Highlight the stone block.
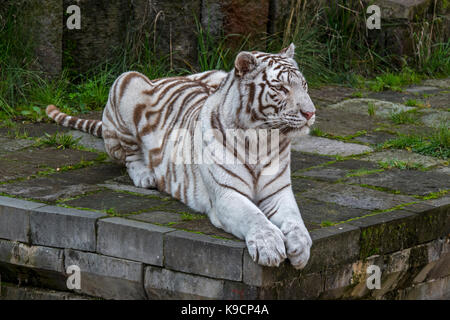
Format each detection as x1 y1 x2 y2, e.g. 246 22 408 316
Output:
164 230 245 281
144 266 224 299
349 206 450 259
0 196 45 242
30 205 106 251
301 183 417 211
0 239 64 272
64 249 146 300
347 168 450 197
0 282 90 300
97 217 174 265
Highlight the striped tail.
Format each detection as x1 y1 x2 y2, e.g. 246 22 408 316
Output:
46 105 103 137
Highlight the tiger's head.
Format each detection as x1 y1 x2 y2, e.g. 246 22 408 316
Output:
233 43 315 138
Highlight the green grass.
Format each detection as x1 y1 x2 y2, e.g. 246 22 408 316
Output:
310 127 327 137
378 159 425 170
405 99 429 108
364 68 422 92
36 132 81 150
381 125 450 159
367 102 376 117
389 109 420 125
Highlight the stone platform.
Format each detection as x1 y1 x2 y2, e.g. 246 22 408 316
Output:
0 79 449 299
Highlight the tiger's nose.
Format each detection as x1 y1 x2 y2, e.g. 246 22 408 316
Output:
300 111 315 120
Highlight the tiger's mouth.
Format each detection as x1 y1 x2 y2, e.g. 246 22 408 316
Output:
280 122 311 135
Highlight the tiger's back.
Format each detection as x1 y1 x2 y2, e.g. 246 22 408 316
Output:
102 70 224 213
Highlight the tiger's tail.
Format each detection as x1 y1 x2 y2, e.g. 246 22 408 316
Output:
46 105 103 138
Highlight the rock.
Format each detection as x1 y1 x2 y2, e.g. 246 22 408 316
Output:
328 98 414 118
291 136 373 157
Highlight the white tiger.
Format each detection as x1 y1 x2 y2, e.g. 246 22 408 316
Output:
46 43 316 269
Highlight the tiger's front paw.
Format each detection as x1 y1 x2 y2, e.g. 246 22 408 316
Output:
246 223 287 267
126 161 155 189
281 221 312 270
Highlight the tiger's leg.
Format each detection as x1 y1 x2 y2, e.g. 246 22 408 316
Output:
259 187 312 270
211 193 287 267
126 155 156 189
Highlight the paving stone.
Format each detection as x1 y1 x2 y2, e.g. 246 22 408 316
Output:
424 196 450 207
405 85 441 94
170 218 238 240
422 78 450 89
99 181 164 197
328 98 414 118
164 230 245 281
290 151 334 172
0 239 64 272
0 122 70 138
296 196 370 225
347 168 450 196
97 217 174 265
30 205 106 251
128 211 184 225
360 150 447 168
68 130 105 152
401 202 436 213
0 147 99 182
63 190 172 214
423 93 450 110
242 223 360 286
0 196 45 242
0 164 123 202
291 136 373 156
0 137 34 155
420 110 450 128
145 266 224 299
314 108 385 137
64 249 146 300
308 86 355 105
353 131 397 145
291 177 330 193
296 159 381 182
301 184 418 211
367 90 416 104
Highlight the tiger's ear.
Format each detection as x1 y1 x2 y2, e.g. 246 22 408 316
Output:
279 43 295 59
234 52 258 77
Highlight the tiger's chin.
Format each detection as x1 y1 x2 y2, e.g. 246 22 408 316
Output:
281 125 311 139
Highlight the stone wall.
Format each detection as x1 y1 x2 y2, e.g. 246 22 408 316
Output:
0 196 448 300
9 0 448 76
